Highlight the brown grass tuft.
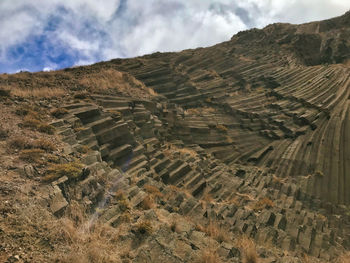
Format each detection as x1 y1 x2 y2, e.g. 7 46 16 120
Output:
314 170 324 177
237 236 258 263
216 124 228 132
253 197 274 211
185 108 201 115
198 249 221 263
144 184 163 198
19 149 45 163
204 221 229 243
33 138 56 152
8 137 34 150
140 195 155 210
135 220 153 235
41 162 83 183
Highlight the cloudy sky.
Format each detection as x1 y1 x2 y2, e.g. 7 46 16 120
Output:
0 0 349 73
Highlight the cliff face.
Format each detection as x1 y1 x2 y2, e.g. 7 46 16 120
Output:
106 11 350 206
1 11 350 263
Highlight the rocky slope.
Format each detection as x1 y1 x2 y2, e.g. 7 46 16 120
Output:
0 11 349 263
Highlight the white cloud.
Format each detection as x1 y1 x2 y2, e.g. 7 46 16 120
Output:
0 0 349 72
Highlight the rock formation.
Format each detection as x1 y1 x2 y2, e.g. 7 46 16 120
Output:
0 11 349 263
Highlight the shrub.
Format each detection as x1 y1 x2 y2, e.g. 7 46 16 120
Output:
42 162 83 183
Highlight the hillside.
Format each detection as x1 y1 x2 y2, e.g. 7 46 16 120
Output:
0 11 349 263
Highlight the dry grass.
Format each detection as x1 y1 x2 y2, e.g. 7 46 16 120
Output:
41 162 83 183
135 220 153 235
21 112 55 134
253 197 274 211
185 108 201 115
77 145 91 154
11 87 65 98
33 138 56 152
202 192 214 204
216 124 228 132
272 175 287 184
144 184 163 198
50 204 122 262
19 149 45 163
0 66 157 101
235 192 256 201
78 68 156 98
302 253 311 263
140 195 155 210
236 236 259 263
197 249 221 263
8 137 35 150
164 143 198 158
314 170 324 177
8 137 55 152
204 221 229 243
337 252 350 263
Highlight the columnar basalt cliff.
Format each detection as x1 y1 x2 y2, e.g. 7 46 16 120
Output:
0 11 349 263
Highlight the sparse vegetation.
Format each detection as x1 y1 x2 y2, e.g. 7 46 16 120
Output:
11 87 65 98
8 137 34 150
237 236 259 263
216 124 228 132
144 184 163 198
198 249 221 263
135 220 153 235
314 170 324 177
19 149 45 163
253 197 274 211
140 195 155 210
33 138 55 152
204 221 229 243
42 162 83 183
38 123 55 134
185 108 201 115
77 145 91 154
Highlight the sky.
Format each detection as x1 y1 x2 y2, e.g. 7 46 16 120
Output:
0 0 349 73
